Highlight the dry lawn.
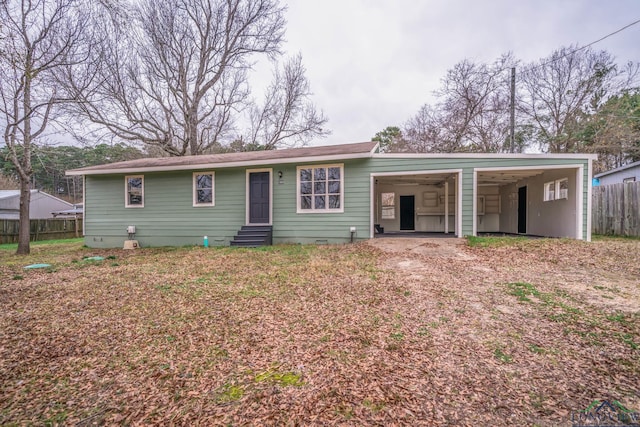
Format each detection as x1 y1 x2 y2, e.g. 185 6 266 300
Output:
0 237 639 426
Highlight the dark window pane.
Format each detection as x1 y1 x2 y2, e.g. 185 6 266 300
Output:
314 195 325 209
128 177 142 190
329 195 340 209
301 196 312 209
196 174 212 189
300 168 312 181
314 181 326 194
300 182 312 194
328 180 340 194
328 167 340 180
197 189 212 204
129 194 142 205
314 167 326 180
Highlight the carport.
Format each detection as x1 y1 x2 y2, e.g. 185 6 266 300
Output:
371 170 462 237
474 165 586 239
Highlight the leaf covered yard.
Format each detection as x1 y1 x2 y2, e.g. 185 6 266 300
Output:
0 238 639 425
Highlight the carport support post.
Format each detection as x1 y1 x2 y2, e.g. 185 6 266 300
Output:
444 181 449 234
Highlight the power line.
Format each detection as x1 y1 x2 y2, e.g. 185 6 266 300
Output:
526 17 640 72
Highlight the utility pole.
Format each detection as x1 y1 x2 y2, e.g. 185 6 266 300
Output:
510 67 516 153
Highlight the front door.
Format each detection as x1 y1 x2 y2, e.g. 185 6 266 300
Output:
400 195 415 230
518 186 527 234
249 171 270 224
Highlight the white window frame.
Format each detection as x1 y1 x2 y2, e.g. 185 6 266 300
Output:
623 177 636 183
381 192 395 219
543 181 555 202
296 163 344 213
193 171 215 207
555 178 569 200
125 175 144 208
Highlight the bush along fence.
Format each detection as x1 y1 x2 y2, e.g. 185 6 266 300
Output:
0 218 83 244
592 181 640 237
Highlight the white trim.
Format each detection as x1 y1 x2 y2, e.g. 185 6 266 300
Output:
374 153 598 160
245 168 272 225
192 171 215 207
444 181 449 234
370 169 463 237
82 175 86 236
296 164 345 214
125 175 144 208
474 164 584 173
370 176 375 238
457 173 462 237
67 152 374 176
472 170 477 236
577 166 584 240
586 159 593 242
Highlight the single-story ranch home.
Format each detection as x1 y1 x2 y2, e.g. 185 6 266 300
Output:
67 141 596 248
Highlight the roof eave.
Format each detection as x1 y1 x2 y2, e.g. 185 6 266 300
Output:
66 150 376 176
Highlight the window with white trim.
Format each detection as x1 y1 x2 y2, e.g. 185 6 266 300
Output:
623 177 636 183
125 175 144 207
381 192 395 219
543 181 555 201
193 172 215 206
556 178 568 199
297 164 343 213
544 178 569 201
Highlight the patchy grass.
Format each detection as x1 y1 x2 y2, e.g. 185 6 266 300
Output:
1 238 639 425
466 235 530 247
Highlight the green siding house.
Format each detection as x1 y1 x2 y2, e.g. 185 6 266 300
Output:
67 141 596 248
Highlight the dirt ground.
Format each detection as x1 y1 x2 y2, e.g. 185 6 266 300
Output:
368 237 640 313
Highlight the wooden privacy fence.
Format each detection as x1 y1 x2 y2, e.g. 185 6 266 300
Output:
592 181 640 237
0 218 83 244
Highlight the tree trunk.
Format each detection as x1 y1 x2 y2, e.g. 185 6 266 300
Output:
17 180 31 254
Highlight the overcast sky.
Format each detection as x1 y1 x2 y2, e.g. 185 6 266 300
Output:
265 0 640 146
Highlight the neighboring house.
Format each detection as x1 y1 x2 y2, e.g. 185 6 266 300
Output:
0 190 74 220
593 160 640 186
66 141 596 248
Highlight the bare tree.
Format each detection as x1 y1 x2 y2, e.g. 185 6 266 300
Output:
0 0 88 254
404 55 515 153
518 46 630 153
62 0 325 156
244 54 329 150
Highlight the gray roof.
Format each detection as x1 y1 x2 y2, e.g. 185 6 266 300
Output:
0 189 44 200
594 160 640 178
67 141 380 175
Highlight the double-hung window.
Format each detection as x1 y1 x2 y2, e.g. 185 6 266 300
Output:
125 175 144 207
193 172 215 206
297 164 344 213
381 192 395 219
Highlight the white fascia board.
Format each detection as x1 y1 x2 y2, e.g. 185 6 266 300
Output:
67 151 374 176
373 153 598 160
474 164 584 172
371 168 463 177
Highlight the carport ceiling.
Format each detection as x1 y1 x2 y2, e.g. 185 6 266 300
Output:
477 169 545 185
375 173 454 186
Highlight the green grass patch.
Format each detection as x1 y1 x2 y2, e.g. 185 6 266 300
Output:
0 238 84 251
216 383 244 402
466 235 529 247
255 369 303 387
494 347 513 363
